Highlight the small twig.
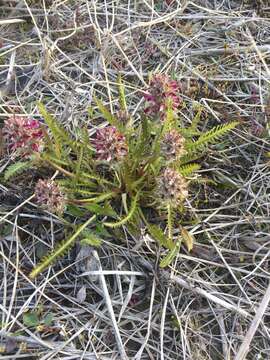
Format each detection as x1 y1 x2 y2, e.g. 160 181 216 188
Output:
0 19 25 25
182 44 270 57
234 280 270 360
168 272 250 318
160 286 170 360
0 194 35 224
0 330 111 360
93 250 128 360
0 50 16 98
79 270 146 277
134 278 156 360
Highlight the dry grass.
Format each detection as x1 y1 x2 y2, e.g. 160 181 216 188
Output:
1 0 270 359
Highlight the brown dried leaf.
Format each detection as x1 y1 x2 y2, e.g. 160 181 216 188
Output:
180 226 194 252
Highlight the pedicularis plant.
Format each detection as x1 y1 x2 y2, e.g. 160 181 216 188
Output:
2 74 238 277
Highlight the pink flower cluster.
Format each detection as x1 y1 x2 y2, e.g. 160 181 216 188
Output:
144 74 182 119
161 129 186 161
158 167 188 207
2 115 44 157
35 179 66 215
91 126 128 162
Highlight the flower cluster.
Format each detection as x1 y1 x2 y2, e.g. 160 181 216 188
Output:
144 74 182 119
161 129 186 161
2 115 44 157
158 168 188 207
35 179 66 215
91 126 128 162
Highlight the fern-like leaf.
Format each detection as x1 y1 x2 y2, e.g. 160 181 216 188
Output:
104 193 139 228
162 101 175 134
186 121 238 153
167 204 175 241
148 224 174 250
38 102 73 157
78 192 116 204
190 105 203 132
80 230 102 247
30 215 96 278
131 117 152 159
178 163 200 177
117 75 127 111
4 161 32 180
94 97 123 131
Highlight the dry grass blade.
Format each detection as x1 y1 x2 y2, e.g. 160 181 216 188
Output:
169 272 250 318
0 19 25 25
92 250 128 360
234 280 270 360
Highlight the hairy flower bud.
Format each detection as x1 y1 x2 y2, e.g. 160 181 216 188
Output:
2 115 43 157
91 126 128 162
161 129 186 161
158 168 188 206
144 74 182 119
35 179 66 215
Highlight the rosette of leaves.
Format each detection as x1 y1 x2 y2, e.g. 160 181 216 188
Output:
4 78 237 277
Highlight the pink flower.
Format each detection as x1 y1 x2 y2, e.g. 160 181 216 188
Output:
91 126 128 162
144 74 182 119
161 129 186 161
35 179 66 215
2 115 44 157
158 168 188 207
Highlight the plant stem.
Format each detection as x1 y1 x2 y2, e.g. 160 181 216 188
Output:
167 204 173 241
46 160 75 178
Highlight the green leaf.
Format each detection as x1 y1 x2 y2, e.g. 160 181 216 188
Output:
43 313 54 326
0 224 13 236
121 193 128 214
37 102 73 157
179 128 201 138
84 203 116 217
42 153 70 166
75 146 84 181
190 105 203 132
177 152 202 165
160 241 181 268
117 75 127 111
81 172 114 186
148 224 174 250
94 97 123 131
79 192 116 204
80 232 102 247
95 223 111 238
178 163 200 177
36 243 49 260
30 215 97 278
162 101 176 134
4 161 32 180
23 312 39 328
104 193 139 228
186 121 238 153
88 106 94 118
66 205 86 217
132 117 154 159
